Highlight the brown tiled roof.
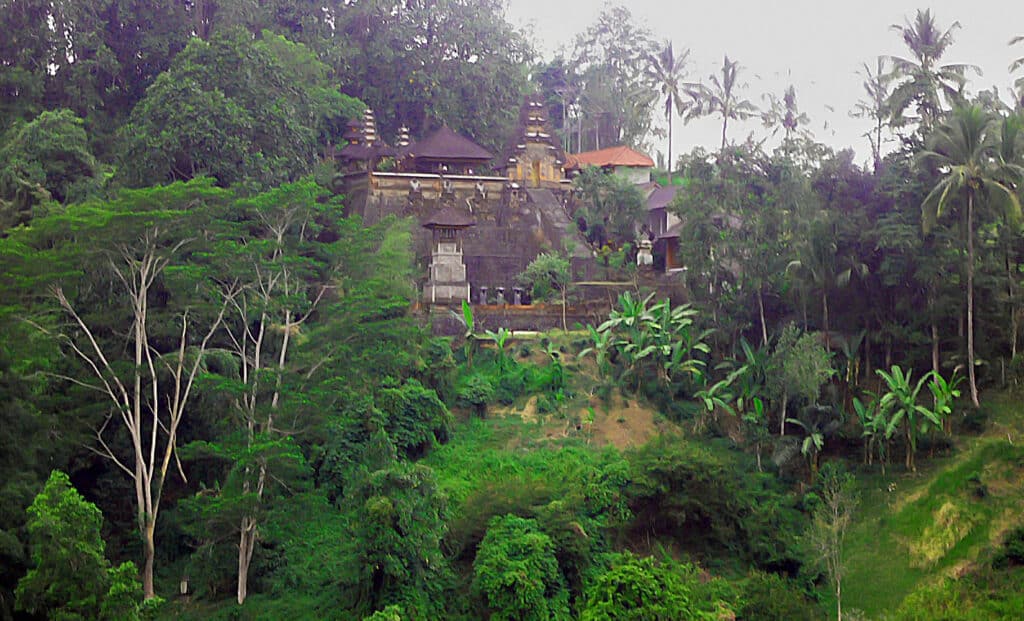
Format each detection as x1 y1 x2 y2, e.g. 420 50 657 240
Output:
408 125 493 162
421 207 477 228
565 145 654 169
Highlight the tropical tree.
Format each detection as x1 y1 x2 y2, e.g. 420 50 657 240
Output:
807 464 858 621
876 366 960 471
15 471 142 620
1011 35 1024 102
851 57 895 172
762 84 811 153
472 515 569 620
687 55 758 151
768 325 834 436
17 180 235 599
919 105 1023 407
572 166 645 249
571 4 658 150
887 9 979 133
517 251 572 329
786 219 868 351
582 292 710 395
646 41 696 182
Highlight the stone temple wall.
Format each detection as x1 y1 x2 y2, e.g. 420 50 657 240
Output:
344 171 594 300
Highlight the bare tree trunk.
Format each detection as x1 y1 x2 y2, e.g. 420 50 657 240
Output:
836 577 843 621
779 391 788 436
822 290 831 352
51 240 230 600
142 519 156 600
758 287 768 347
561 288 567 331
237 515 258 604
967 194 980 407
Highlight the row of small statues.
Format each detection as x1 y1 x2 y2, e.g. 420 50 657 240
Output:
473 286 531 306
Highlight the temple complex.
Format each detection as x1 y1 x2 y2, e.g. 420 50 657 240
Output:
333 96 684 329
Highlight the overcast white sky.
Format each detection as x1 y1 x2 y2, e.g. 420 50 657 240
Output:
504 0 1024 166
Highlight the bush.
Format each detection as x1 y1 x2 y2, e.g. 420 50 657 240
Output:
624 437 805 572
581 553 735 621
473 515 570 620
994 527 1024 569
457 374 495 416
737 571 820 620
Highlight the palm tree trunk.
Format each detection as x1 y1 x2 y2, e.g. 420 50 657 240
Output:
667 110 673 184
721 115 728 151
967 193 980 407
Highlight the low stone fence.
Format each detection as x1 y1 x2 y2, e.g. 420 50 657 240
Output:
427 301 611 336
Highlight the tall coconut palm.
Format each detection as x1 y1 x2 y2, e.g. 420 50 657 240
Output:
1010 35 1024 103
919 105 1023 407
887 9 980 133
687 54 758 151
646 40 697 182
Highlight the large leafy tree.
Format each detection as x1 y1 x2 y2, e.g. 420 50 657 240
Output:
571 4 658 151
919 105 1023 407
117 30 361 188
573 166 645 249
0 0 192 152
15 471 142 620
688 55 759 152
333 0 531 153
0 109 99 231
5 179 236 599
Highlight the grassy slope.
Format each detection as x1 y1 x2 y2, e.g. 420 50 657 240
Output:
843 390 1024 618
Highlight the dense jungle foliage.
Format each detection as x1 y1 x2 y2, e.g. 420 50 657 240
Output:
3 2 1024 620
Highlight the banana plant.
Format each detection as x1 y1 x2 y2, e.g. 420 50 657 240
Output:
483 327 512 370
853 394 888 473
876 366 957 472
461 299 477 369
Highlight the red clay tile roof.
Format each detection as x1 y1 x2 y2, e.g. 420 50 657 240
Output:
408 125 493 162
565 145 654 169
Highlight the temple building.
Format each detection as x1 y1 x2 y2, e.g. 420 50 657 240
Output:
334 96 593 310
333 97 686 324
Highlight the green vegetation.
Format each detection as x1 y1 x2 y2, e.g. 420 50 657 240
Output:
3 2 1024 620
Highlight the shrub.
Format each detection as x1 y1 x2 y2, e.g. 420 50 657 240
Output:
737 571 820 620
457 374 495 417
994 527 1024 569
473 515 570 620
581 553 735 621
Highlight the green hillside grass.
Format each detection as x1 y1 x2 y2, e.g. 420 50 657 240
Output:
843 391 1024 618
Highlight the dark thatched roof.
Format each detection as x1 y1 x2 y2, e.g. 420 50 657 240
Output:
408 125 493 162
647 185 680 211
421 207 477 228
